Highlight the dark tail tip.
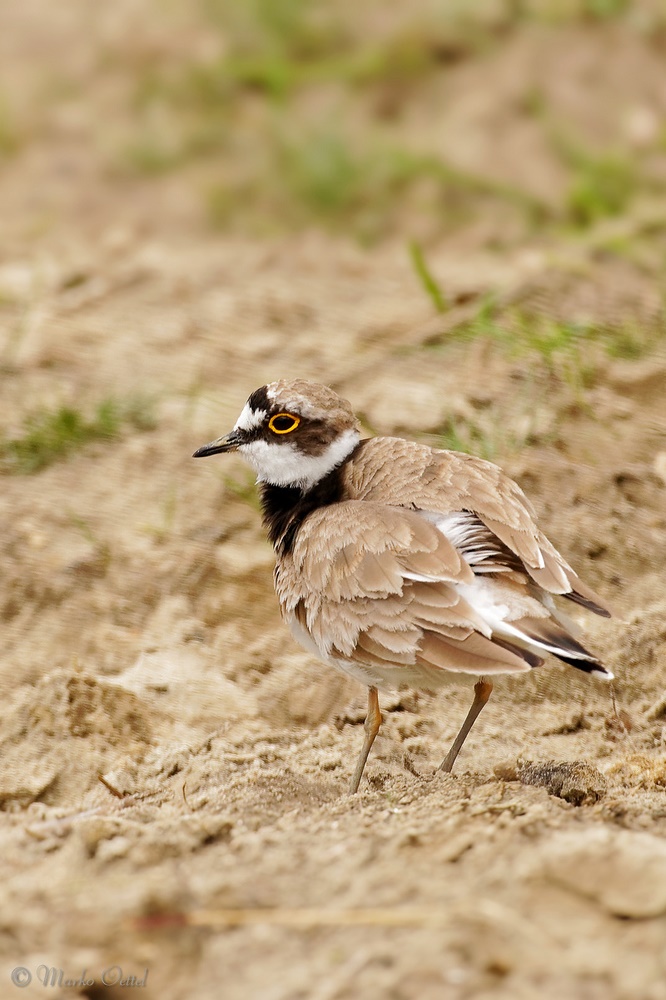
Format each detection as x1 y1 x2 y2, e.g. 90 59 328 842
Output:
565 590 612 618
554 651 613 679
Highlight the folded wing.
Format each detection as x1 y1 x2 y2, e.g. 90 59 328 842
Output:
345 438 611 618
276 500 540 683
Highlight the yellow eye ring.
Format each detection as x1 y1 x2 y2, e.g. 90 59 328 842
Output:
268 412 300 434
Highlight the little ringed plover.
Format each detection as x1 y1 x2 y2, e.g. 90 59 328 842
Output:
194 379 612 794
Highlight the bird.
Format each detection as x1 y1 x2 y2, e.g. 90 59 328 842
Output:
193 379 612 794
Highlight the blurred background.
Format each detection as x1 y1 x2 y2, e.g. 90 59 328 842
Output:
2 2 666 999
2 0 666 438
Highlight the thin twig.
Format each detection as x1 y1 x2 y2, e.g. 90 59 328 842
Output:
134 907 448 931
98 774 125 799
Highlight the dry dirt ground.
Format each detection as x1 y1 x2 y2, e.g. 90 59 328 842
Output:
1 3 666 999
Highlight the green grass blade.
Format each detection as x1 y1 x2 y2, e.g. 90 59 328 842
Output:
409 241 447 313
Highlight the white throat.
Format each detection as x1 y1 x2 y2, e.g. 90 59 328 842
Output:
239 428 360 490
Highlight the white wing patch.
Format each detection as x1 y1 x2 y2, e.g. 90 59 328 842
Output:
454 576 523 639
456 574 610 674
420 510 521 573
419 509 566 651
401 571 450 583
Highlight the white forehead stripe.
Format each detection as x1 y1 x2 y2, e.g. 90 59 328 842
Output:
234 402 266 432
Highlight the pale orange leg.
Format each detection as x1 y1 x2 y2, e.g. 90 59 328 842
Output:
438 679 493 774
349 686 382 794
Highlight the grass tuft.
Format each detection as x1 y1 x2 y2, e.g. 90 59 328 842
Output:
567 154 636 227
582 0 628 18
431 415 497 460
204 128 548 241
0 397 157 474
429 299 660 394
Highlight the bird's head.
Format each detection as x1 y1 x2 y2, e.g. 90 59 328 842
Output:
193 379 361 491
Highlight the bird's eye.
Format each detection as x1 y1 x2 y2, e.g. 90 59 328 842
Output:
268 412 300 434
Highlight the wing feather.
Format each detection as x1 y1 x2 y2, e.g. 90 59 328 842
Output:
416 631 533 675
343 438 611 617
278 500 539 682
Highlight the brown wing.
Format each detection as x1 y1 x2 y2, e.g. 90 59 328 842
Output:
343 438 610 617
276 500 537 680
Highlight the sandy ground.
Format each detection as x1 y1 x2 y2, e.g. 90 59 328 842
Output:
1 3 666 999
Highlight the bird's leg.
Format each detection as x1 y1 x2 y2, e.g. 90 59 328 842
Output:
349 686 382 794
438 678 493 774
